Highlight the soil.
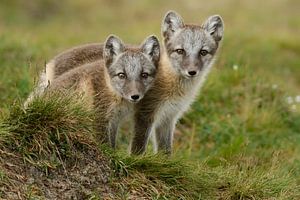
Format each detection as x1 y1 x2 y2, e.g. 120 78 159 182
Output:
0 148 115 200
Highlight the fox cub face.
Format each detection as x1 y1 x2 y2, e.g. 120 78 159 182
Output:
162 11 224 78
104 35 160 102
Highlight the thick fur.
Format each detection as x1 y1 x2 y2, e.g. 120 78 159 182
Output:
49 60 129 145
46 43 104 82
25 35 160 104
47 35 160 147
131 11 224 154
24 43 104 108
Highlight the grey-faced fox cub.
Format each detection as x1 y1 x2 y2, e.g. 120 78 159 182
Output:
131 11 224 154
36 35 160 147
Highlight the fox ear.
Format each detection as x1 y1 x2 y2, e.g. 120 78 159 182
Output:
202 15 224 42
104 35 125 67
162 11 184 40
141 35 160 66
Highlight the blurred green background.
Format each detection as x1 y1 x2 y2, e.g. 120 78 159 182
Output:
0 0 299 106
0 0 300 198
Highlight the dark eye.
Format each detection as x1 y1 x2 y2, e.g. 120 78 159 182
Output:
141 72 149 79
199 50 208 56
117 73 126 79
175 49 185 55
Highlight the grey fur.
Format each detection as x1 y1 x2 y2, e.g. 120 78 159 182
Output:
163 11 223 78
105 35 160 102
25 35 160 106
202 15 224 42
162 11 184 41
47 35 160 147
131 11 224 155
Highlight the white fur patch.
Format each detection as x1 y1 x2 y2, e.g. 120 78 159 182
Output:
24 72 49 108
46 60 55 84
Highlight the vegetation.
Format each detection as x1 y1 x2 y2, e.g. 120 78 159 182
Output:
0 0 299 199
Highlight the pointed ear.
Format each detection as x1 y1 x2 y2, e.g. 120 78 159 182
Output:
202 15 224 42
162 11 184 41
141 35 160 66
104 35 125 67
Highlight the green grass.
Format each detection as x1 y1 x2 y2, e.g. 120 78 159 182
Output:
0 0 300 199
105 149 299 199
0 93 96 169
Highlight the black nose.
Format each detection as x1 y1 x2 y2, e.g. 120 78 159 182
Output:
131 95 140 100
188 71 197 76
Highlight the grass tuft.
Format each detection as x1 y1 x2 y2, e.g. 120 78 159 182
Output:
106 151 213 199
0 93 96 169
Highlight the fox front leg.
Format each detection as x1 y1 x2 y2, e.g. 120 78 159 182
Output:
131 113 154 155
154 117 176 155
109 120 120 149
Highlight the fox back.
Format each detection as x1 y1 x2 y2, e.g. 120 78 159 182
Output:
46 43 104 83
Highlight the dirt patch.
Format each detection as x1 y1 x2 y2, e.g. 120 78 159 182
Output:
0 148 114 199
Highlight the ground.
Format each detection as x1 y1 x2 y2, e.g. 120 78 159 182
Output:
0 0 300 199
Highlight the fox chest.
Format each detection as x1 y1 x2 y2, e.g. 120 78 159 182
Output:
154 96 193 125
153 83 201 125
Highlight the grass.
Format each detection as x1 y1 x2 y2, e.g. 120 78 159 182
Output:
0 0 300 199
106 149 299 199
0 94 111 199
1 93 96 166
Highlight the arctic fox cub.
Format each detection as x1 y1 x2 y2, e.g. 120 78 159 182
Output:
131 11 224 154
38 35 160 147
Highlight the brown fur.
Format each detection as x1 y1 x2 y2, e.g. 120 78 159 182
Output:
47 35 161 147
49 60 129 143
131 11 224 155
131 53 196 154
48 43 104 81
